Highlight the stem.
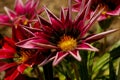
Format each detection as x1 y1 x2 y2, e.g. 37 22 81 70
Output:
66 75 71 80
72 63 79 80
43 62 53 80
109 54 117 80
35 66 44 80
79 51 89 80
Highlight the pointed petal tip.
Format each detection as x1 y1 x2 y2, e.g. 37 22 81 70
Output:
52 52 69 66
69 50 82 61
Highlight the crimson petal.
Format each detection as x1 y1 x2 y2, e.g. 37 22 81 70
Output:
81 7 104 37
77 43 99 51
17 64 27 73
16 37 50 49
0 14 10 26
53 52 69 66
0 63 17 72
68 50 81 61
45 8 63 30
4 7 17 21
9 69 20 80
60 8 65 23
85 29 119 43
14 0 24 15
0 49 15 59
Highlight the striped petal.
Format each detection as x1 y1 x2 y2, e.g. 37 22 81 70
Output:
4 7 17 21
16 37 54 49
17 64 27 73
53 52 69 66
45 8 63 30
68 50 81 61
85 29 119 43
77 43 99 51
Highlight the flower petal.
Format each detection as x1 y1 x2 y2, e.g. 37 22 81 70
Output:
17 64 27 73
81 7 104 37
60 8 65 23
8 69 20 80
4 7 17 21
0 49 15 59
68 50 81 61
77 43 99 51
45 7 63 30
0 14 10 26
53 52 69 66
0 63 17 72
14 0 24 14
85 29 120 43
16 37 50 49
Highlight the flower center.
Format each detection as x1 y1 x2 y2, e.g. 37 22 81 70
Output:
58 35 77 51
14 49 31 64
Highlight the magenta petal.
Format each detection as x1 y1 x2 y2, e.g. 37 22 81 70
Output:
0 14 9 23
0 63 17 72
16 37 50 49
4 7 17 21
38 16 52 27
0 49 15 59
81 7 104 37
53 52 69 66
14 0 24 14
17 64 27 73
77 43 99 51
107 6 120 15
72 3 81 12
68 50 81 61
85 29 119 43
25 0 39 16
75 0 81 2
45 8 63 30
60 8 65 23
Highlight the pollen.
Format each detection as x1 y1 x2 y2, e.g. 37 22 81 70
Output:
14 50 31 64
23 19 28 25
58 35 77 51
102 11 107 15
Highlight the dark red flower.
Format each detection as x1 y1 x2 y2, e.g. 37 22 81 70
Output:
16 0 119 66
0 36 45 80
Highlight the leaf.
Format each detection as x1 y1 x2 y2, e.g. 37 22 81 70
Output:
92 53 110 73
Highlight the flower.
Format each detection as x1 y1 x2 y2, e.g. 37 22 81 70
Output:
0 0 43 26
72 0 120 20
16 0 119 66
0 36 45 80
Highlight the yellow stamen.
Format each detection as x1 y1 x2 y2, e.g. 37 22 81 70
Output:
15 50 31 64
23 19 28 25
58 35 77 51
102 11 107 15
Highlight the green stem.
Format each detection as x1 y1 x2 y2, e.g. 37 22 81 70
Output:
43 62 53 80
79 51 89 80
72 63 79 80
35 66 44 80
109 54 117 80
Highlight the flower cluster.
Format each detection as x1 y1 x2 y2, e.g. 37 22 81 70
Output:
0 0 119 80
72 0 120 20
